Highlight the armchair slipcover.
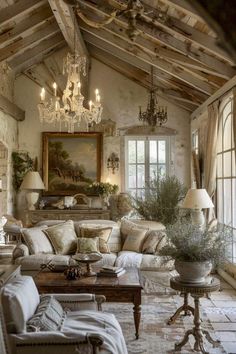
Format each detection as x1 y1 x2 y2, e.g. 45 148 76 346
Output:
0 276 128 354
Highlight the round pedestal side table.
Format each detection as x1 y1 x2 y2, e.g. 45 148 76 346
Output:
170 276 221 354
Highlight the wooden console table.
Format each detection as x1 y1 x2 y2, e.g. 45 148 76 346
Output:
25 209 110 226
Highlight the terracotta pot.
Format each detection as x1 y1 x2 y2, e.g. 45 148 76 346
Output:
175 260 212 284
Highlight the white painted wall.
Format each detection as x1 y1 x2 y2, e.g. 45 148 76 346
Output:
0 62 18 214
14 57 191 207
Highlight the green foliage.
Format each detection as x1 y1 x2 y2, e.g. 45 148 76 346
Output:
12 152 34 191
132 175 187 225
159 220 232 265
87 182 119 196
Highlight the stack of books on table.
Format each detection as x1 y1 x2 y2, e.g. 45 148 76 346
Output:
97 266 126 277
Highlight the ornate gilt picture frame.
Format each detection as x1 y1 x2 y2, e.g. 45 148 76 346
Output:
42 132 102 195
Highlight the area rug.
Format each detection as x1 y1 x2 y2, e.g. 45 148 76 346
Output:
104 281 229 354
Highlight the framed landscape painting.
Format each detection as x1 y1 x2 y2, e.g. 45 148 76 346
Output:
42 132 102 195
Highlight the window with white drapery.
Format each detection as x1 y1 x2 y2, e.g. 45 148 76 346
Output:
125 136 170 198
216 93 236 264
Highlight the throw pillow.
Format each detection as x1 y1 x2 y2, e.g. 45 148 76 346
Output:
21 226 54 255
44 220 77 255
142 230 166 254
77 237 99 253
120 219 148 243
27 295 65 332
80 227 112 253
122 228 148 252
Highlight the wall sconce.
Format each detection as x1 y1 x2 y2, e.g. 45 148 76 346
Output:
107 153 119 174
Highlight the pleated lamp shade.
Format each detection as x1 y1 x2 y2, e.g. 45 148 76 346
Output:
182 189 214 209
20 171 45 190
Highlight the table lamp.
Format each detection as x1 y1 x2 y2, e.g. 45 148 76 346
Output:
182 188 214 227
20 171 45 210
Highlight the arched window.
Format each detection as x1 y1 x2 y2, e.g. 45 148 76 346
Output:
216 93 236 263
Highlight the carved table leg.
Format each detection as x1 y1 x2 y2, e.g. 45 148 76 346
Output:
168 292 194 325
133 292 141 339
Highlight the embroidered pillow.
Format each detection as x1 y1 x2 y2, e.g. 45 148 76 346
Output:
44 220 77 255
80 227 112 253
142 230 166 254
21 226 53 255
120 219 148 243
122 228 148 252
77 237 99 253
27 295 65 332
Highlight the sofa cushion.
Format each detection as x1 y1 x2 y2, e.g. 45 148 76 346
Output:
44 220 77 255
142 230 166 254
75 220 121 253
122 228 148 252
27 295 64 332
80 227 112 253
14 254 74 271
120 219 148 244
21 226 54 255
1 276 40 333
76 237 100 254
115 251 143 269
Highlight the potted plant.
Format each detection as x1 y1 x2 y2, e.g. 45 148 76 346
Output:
86 182 119 209
159 220 231 284
132 175 187 225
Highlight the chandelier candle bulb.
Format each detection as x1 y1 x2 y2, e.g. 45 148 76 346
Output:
53 82 57 96
40 88 45 101
78 82 81 93
89 100 93 111
96 94 101 103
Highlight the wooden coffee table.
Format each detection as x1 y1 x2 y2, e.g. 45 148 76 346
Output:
34 268 142 339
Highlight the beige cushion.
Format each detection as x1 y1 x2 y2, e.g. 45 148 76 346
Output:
80 227 112 253
142 230 166 254
122 228 148 252
21 226 54 255
120 219 148 243
44 220 77 255
77 237 99 253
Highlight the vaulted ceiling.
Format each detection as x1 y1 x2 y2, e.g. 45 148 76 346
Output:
0 0 235 113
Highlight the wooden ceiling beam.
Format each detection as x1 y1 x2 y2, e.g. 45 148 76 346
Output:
0 5 54 49
79 22 215 96
160 0 204 21
78 0 235 79
84 33 206 105
89 44 199 109
0 93 25 121
0 0 46 28
0 21 59 63
9 33 65 74
48 0 88 57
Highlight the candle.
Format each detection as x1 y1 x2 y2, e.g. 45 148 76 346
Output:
96 94 100 103
53 82 57 96
89 100 93 111
78 82 81 93
95 89 99 96
40 88 45 101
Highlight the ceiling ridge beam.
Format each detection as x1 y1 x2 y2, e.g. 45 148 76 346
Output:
0 21 59 63
0 0 46 28
0 5 54 49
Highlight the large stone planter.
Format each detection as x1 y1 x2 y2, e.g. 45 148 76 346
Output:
175 260 212 284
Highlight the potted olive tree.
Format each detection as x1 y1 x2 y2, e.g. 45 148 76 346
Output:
159 220 231 284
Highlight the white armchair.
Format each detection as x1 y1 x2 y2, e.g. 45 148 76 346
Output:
1 276 128 354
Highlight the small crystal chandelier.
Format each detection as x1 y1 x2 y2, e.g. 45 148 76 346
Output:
37 9 102 133
139 66 167 127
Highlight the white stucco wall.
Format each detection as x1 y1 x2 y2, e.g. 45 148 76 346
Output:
0 62 18 214
14 57 191 200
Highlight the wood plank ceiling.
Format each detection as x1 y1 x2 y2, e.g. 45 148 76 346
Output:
0 0 235 112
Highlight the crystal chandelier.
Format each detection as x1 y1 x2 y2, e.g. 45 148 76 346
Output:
139 67 167 127
37 10 102 133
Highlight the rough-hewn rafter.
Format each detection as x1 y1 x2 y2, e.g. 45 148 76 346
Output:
0 93 25 121
0 5 54 48
78 0 235 80
0 21 59 63
79 21 216 95
0 0 46 28
83 31 206 105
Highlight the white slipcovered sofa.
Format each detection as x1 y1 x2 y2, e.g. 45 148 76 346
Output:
12 219 173 273
1 275 128 354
